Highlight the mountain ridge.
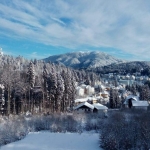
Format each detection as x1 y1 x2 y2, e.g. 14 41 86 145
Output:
43 51 125 69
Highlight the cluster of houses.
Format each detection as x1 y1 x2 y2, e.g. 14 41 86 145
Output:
74 83 109 114
103 73 150 86
74 81 149 114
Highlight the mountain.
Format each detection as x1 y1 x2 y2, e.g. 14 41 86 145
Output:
43 51 124 69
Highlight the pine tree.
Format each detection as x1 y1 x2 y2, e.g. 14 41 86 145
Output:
56 73 64 112
109 88 120 108
109 88 115 108
140 84 150 101
27 61 35 88
70 71 76 111
131 85 137 95
43 64 48 112
61 69 72 112
0 84 5 115
47 67 57 112
27 61 35 112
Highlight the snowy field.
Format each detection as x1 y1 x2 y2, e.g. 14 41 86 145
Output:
1 132 101 150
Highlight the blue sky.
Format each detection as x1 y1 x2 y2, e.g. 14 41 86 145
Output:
0 0 150 60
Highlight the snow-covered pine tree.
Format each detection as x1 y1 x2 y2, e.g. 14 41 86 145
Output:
47 67 57 112
61 69 69 112
109 88 115 108
140 84 150 101
43 64 49 112
114 89 121 108
65 69 75 111
27 61 35 88
70 70 76 111
0 84 5 115
131 85 137 95
27 61 35 113
56 73 64 112
85 74 91 85
109 88 120 108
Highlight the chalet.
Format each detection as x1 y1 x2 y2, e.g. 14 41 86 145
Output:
73 102 108 113
73 102 94 112
93 103 108 113
123 95 139 108
131 101 149 110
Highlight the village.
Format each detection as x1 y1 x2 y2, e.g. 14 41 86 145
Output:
74 73 150 114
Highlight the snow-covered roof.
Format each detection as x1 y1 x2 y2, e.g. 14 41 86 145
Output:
93 103 108 110
76 86 84 90
126 95 139 101
73 102 94 110
80 84 87 88
75 98 88 103
75 97 97 103
132 101 149 107
124 95 139 105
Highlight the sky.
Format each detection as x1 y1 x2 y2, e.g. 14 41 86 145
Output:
0 0 150 61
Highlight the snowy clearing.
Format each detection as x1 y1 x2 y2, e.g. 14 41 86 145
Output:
1 132 101 150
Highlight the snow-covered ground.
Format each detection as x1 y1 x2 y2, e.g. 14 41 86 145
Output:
1 132 101 150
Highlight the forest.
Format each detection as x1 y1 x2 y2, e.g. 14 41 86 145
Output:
0 55 99 116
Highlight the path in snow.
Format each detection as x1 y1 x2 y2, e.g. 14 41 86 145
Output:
1 132 101 150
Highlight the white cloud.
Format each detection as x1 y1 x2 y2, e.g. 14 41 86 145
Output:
0 0 150 60
26 52 51 59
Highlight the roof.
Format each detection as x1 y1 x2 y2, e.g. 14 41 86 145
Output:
124 95 139 104
132 101 149 107
73 102 94 110
93 103 108 110
80 84 87 88
75 97 97 103
75 98 89 103
126 95 139 101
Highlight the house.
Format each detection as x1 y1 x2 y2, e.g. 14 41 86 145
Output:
131 101 149 110
73 102 108 113
76 87 85 97
85 85 95 95
123 95 139 108
73 102 94 112
74 96 98 105
93 103 108 113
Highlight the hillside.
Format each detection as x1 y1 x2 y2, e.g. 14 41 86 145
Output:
43 51 124 69
93 61 150 75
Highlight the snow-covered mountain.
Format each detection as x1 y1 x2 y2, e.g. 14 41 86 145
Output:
43 51 124 69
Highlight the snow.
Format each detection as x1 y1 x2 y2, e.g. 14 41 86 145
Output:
93 103 108 110
75 97 97 103
1 132 101 150
124 95 139 104
132 101 149 107
75 97 89 103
